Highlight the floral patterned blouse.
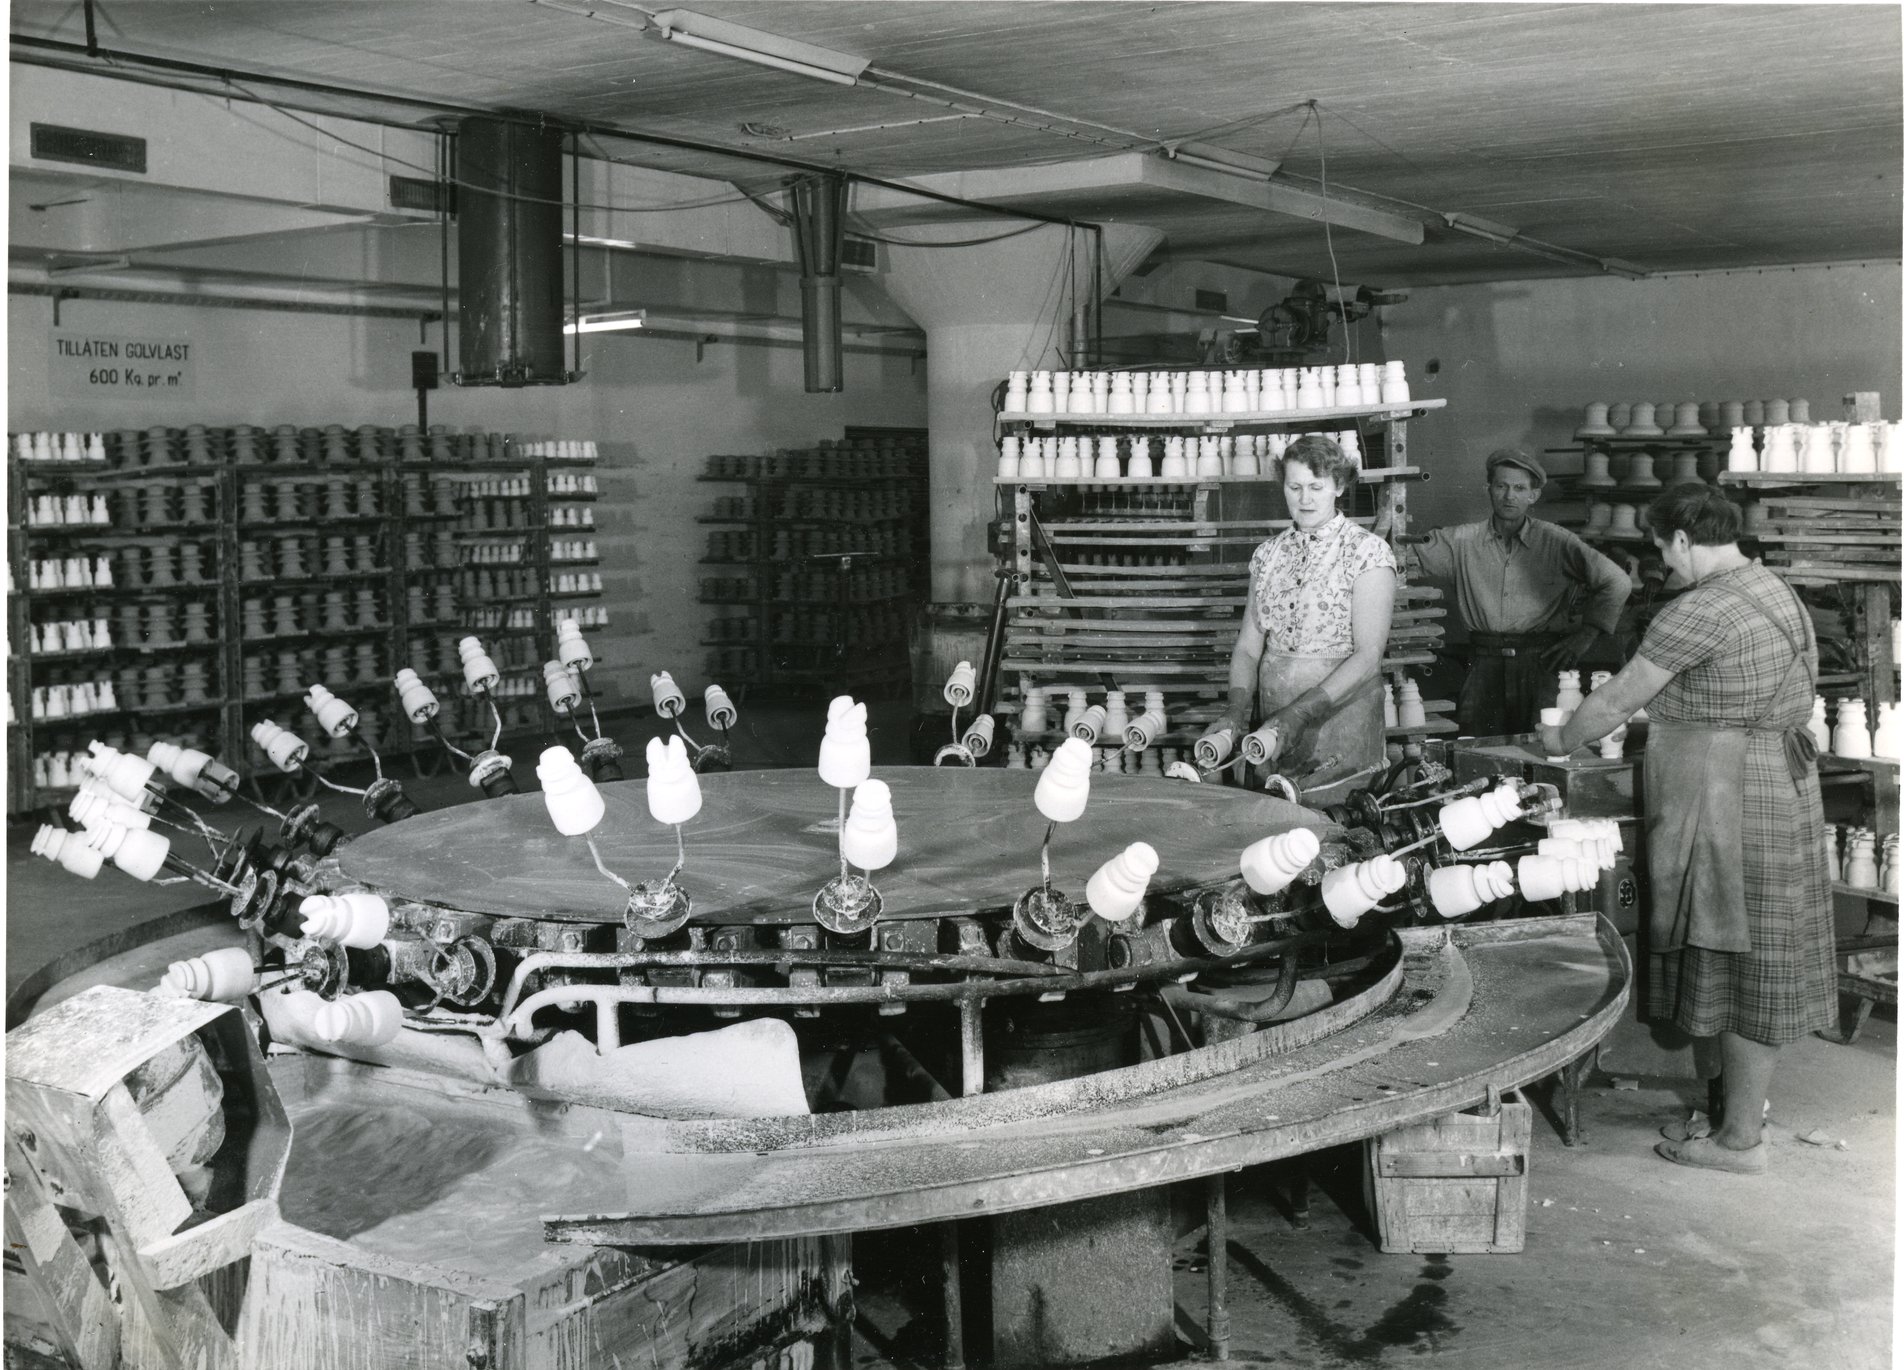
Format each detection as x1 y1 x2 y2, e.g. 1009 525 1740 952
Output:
1248 514 1397 657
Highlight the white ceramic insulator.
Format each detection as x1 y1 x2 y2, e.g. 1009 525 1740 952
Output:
1239 827 1321 896
311 990 405 1048
159 947 258 1002
818 697 871 789
87 741 157 801
1194 726 1234 768
646 735 703 826
1071 704 1107 744
395 668 439 723
538 745 605 836
962 713 996 758
943 660 976 709
544 661 581 713
251 720 309 772
1086 841 1158 922
147 741 203 789
1321 855 1406 928
85 822 170 881
299 891 392 949
705 684 737 730
1516 854 1569 903
1241 722 1281 766
1034 737 1093 823
305 684 359 738
459 636 501 692
557 619 594 671
31 824 104 878
841 779 899 872
1123 709 1165 751
651 671 686 718
70 788 151 832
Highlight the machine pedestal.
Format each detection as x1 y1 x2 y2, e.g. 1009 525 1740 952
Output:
991 1188 1177 1367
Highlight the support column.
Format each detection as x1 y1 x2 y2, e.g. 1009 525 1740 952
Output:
879 221 1164 603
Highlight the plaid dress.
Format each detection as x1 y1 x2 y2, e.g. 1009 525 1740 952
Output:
1638 562 1835 1044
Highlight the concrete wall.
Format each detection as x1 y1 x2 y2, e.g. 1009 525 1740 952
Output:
7 292 926 706
1376 261 1903 529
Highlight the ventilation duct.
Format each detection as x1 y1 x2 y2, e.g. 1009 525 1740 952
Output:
455 116 573 387
789 174 847 393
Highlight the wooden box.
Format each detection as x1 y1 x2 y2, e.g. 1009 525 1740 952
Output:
1364 1088 1531 1254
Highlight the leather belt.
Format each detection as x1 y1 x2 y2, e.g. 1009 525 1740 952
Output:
1469 631 1559 659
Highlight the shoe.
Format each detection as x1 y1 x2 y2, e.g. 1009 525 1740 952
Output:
1654 1136 1768 1174
1660 1099 1770 1144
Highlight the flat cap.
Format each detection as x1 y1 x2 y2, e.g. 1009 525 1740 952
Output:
1485 448 1546 487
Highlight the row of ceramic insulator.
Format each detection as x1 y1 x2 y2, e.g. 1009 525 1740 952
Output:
1578 400 1811 436
12 431 108 463
1004 744 1173 775
1724 421 1904 476
20 555 113 590
1004 363 1410 417
31 681 118 718
1810 698 1903 762
31 618 113 654
26 494 111 526
998 430 1363 481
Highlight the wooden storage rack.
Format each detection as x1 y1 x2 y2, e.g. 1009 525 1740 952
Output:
992 392 1452 754
5 427 604 814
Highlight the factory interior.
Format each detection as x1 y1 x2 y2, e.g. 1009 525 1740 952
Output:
4 5 1899 1369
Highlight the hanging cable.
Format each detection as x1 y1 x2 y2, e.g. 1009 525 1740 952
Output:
1310 102 1353 367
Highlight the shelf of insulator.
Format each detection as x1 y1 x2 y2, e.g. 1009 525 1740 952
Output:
696 514 910 526
995 467 1422 487
547 590 604 601
237 516 386 530
1548 434 1727 449
764 637 908 649
117 698 226 716
1833 882 1899 904
763 592 911 607
243 687 377 705
1821 754 1901 775
548 557 600 566
39 640 222 658
998 399 1447 428
244 626 387 646
239 571 391 588
12 583 211 599
17 522 118 536
19 463 218 481
696 474 923 486
547 492 599 502
1556 481 1677 498
32 523 223 536
1388 719 1460 738
453 529 536 540
1720 472 1904 487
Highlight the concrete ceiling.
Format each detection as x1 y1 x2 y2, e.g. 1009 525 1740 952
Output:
9 2 1902 286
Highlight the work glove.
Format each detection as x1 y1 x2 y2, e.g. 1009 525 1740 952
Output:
1263 687 1334 764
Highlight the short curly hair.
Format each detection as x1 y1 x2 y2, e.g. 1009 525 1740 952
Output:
1646 483 1743 546
1275 434 1357 491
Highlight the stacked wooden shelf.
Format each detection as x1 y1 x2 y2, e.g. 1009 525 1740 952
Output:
991 391 1451 755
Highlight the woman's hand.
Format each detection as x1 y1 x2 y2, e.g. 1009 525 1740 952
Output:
1266 687 1335 760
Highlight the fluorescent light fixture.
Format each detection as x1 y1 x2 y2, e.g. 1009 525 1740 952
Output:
1443 212 1521 246
565 232 642 251
1163 142 1279 183
565 310 647 335
648 10 869 86
1444 212 1648 279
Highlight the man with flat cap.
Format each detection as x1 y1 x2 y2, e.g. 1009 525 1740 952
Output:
1414 448 1633 735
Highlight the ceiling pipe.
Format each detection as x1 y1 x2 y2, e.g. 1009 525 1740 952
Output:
787 173 848 393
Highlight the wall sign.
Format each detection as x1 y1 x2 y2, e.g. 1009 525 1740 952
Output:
50 329 196 401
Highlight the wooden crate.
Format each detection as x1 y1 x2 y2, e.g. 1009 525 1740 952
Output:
1364 1087 1531 1254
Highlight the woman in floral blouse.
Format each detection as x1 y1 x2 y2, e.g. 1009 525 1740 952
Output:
1199 434 1396 798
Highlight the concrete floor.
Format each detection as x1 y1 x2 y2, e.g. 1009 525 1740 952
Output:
6 700 1895 1369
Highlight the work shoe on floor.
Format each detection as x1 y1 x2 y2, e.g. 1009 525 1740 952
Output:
1660 1099 1770 1144
1654 1136 1768 1174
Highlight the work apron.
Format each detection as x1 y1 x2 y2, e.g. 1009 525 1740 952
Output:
1643 583 1816 956
1254 651 1386 802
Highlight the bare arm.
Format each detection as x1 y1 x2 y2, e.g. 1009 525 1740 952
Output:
1548 652 1675 753
1221 612 1268 728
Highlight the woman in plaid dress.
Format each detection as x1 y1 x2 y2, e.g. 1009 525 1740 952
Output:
1542 485 1833 1174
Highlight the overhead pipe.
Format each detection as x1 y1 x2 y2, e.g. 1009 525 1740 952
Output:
788 173 848 393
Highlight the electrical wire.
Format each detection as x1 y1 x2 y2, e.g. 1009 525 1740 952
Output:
1309 102 1353 367
842 215 1055 249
